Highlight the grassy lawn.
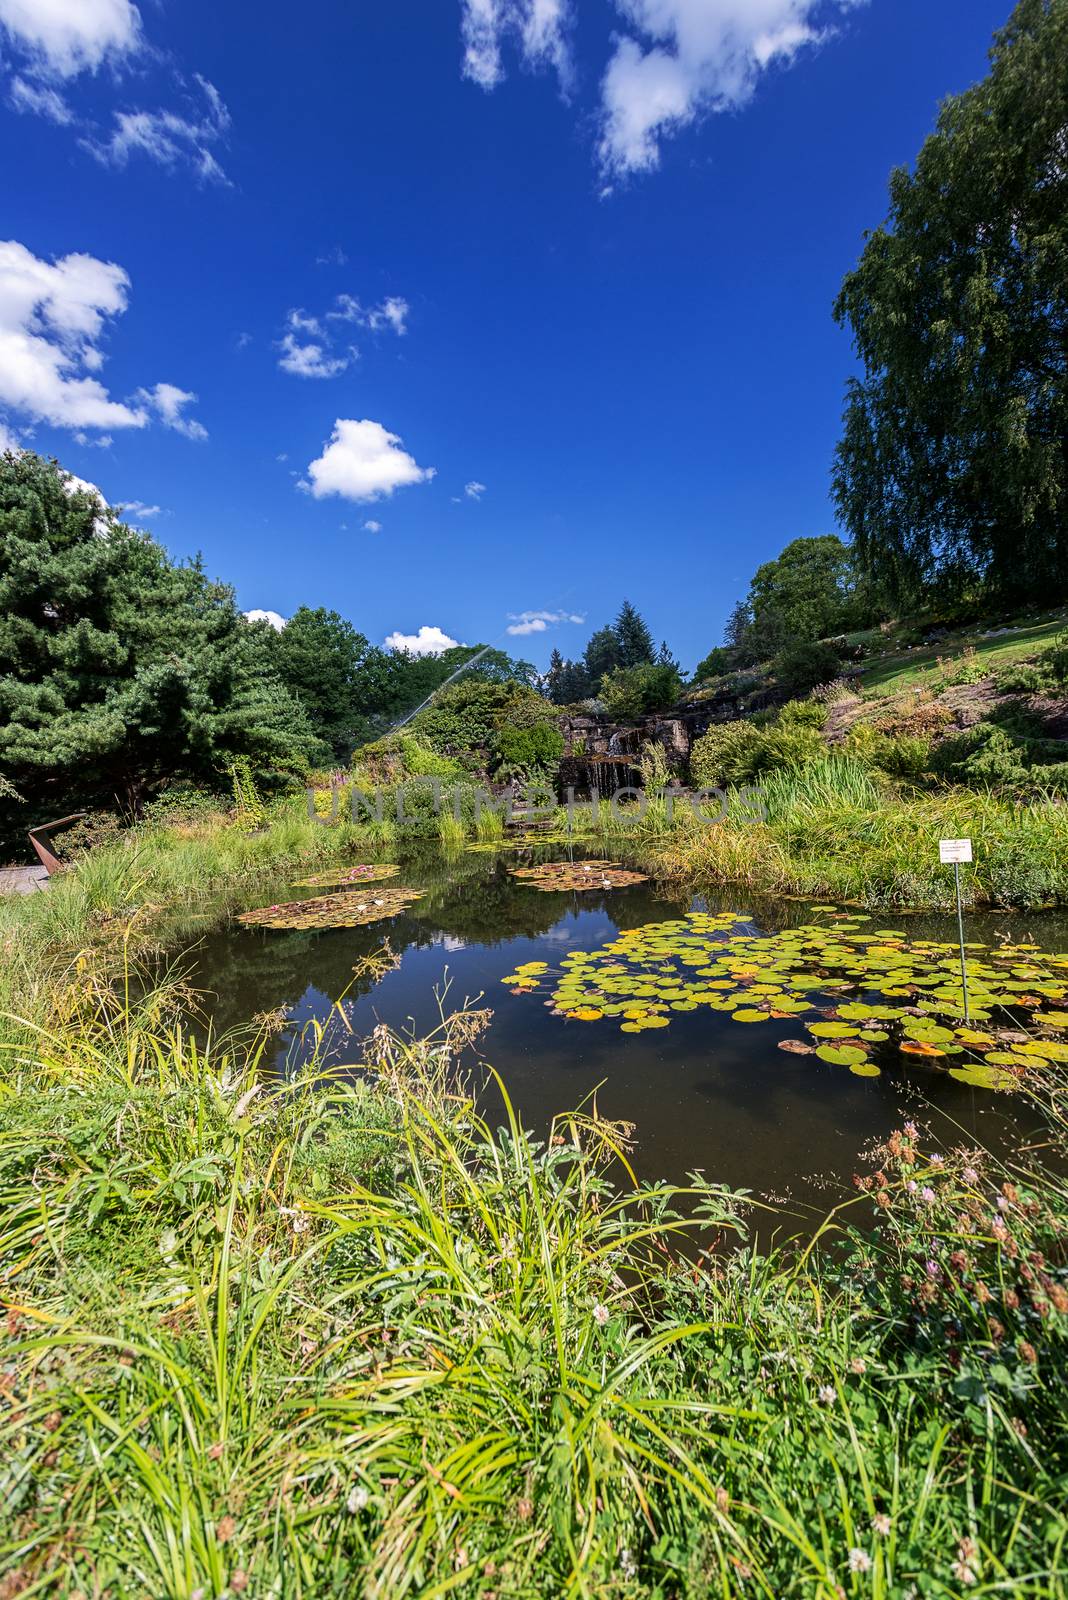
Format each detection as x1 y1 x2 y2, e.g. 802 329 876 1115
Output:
857 614 1068 697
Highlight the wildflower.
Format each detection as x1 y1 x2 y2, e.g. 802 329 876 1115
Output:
1011 1418 1028 1439
231 1573 248 1593
925 1259 941 1280
907 1180 918 1193
989 1318 1005 1342
975 1281 990 1303
929 1154 945 1169
620 1547 638 1580
963 1166 979 1185
158 1229 178 1258
1049 1286 1068 1314
818 1384 837 1405
1019 1340 1038 1365
593 1304 610 1326
921 1186 937 1205
875 1191 891 1210
216 1515 236 1544
207 1441 224 1460
849 1549 872 1573
997 1195 1009 1212
347 1485 369 1513
872 1513 892 1536
952 1536 979 1586
850 1357 867 1375
1004 1289 1020 1310
1002 1182 1018 1203
516 1497 533 1520
715 1486 730 1514
904 1121 918 1138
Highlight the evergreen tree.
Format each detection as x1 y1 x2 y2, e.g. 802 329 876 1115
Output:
583 625 622 685
0 452 317 834
614 599 656 668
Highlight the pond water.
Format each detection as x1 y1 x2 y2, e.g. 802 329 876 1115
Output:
191 845 1067 1221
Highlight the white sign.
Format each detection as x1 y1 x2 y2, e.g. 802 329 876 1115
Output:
939 838 973 864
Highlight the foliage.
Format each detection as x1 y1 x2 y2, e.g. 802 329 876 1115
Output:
490 719 564 778
689 720 766 786
691 644 733 682
996 630 1068 693
546 601 658 704
600 660 682 719
227 755 266 829
2 964 1068 1596
772 639 844 697
776 697 827 730
407 678 554 763
259 605 371 759
834 0 1068 608
0 452 318 845
929 717 1068 795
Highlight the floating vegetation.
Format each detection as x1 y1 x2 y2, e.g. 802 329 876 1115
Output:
292 863 401 888
509 860 650 892
500 909 1068 1083
465 831 594 854
238 886 424 930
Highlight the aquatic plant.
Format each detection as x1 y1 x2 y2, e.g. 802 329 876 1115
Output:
291 862 401 887
237 884 424 929
509 859 649 892
502 907 1068 1075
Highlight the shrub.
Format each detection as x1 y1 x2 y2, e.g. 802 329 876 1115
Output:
689 721 765 786
600 662 683 719
491 721 564 778
771 641 842 697
777 698 827 730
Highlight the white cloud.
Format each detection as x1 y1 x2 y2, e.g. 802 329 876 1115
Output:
8 75 73 123
119 499 161 522
135 382 207 440
461 0 862 179
0 0 142 78
303 419 435 503
245 608 286 630
277 331 349 379
464 480 487 500
384 624 459 656
72 429 113 447
328 292 410 336
0 238 150 434
363 519 382 533
83 76 231 184
506 607 586 636
316 245 348 266
600 0 863 175
460 0 571 90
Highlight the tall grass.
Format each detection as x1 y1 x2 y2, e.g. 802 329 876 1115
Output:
1 962 1067 1596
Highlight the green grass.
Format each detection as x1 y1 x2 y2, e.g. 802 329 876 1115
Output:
1 967 1067 1596
857 615 1068 697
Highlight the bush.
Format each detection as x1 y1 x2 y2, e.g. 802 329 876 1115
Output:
756 723 826 772
689 722 764 786
772 641 843 697
777 698 827 730
600 662 683 719
410 680 554 760
995 633 1068 695
929 719 1068 795
490 721 564 778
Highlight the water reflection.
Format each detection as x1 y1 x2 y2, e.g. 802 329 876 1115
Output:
192 847 1063 1217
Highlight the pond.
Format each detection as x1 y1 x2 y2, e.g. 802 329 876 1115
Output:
191 844 1068 1221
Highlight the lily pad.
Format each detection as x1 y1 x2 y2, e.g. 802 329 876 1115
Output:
239 886 424 930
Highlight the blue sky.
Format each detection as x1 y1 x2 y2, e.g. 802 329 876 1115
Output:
1 0 1011 669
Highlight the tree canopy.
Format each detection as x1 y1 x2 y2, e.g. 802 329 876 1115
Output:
0 452 317 838
834 0 1068 608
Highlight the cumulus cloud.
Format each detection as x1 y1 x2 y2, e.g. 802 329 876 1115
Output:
327 292 410 335
464 480 487 500
461 0 864 179
245 608 286 630
363 519 383 533
460 0 571 90
277 331 349 379
0 238 202 440
506 607 585 636
83 76 231 184
0 0 142 78
135 382 208 440
384 625 459 656
303 419 435 503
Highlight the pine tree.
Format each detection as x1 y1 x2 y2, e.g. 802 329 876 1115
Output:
0 452 318 837
614 600 656 668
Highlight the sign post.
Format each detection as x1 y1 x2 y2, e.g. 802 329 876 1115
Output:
940 839 973 1023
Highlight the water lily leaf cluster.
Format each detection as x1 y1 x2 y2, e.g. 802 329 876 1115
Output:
238 886 424 930
509 860 650 893
465 831 593 854
292 863 401 888
501 909 1068 1078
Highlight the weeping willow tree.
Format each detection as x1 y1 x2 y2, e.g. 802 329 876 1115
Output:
834 0 1068 610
